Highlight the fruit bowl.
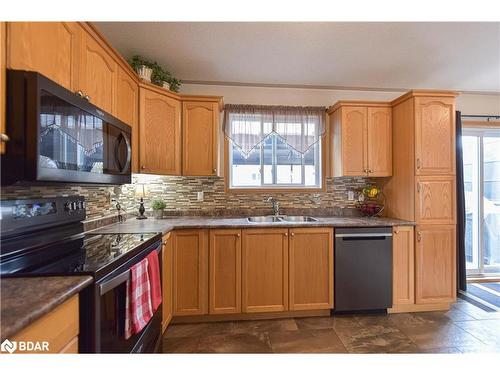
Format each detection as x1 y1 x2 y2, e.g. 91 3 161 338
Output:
359 202 385 217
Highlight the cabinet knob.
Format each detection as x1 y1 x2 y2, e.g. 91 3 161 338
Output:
291 232 295 237
394 230 399 234
212 168 217 173
417 231 422 241
163 241 167 245
236 233 240 238
141 165 146 170
416 158 421 169
84 95 91 101
0 133 10 142
368 169 373 173
76 90 84 98
284 233 288 237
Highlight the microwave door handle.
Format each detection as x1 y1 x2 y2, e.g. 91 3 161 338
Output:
115 132 131 174
99 269 130 296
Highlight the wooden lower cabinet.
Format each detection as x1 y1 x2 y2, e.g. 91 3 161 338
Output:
172 229 209 316
415 225 456 304
10 295 79 353
289 228 333 310
242 228 289 313
416 175 456 224
391 226 415 308
209 229 242 314
162 232 173 332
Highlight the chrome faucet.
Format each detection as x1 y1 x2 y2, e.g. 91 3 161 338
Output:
266 197 280 216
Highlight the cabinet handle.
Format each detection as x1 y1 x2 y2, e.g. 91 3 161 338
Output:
416 158 421 169
76 90 84 98
417 182 421 193
0 133 10 142
417 231 422 242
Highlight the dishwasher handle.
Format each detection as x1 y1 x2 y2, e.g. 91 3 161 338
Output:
335 233 392 239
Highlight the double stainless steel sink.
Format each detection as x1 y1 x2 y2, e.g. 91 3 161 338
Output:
247 215 318 223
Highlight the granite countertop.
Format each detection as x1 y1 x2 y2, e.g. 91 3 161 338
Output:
0 276 93 341
93 215 415 235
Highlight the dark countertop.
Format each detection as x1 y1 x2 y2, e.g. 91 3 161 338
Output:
92 215 415 235
0 276 93 341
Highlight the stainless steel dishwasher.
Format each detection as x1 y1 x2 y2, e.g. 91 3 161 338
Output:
334 227 393 312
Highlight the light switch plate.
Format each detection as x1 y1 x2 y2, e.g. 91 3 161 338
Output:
347 191 355 201
197 191 204 202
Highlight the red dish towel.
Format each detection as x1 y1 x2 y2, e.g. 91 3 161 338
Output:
146 248 162 312
125 258 153 339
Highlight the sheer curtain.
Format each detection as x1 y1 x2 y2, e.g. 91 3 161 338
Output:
223 104 326 156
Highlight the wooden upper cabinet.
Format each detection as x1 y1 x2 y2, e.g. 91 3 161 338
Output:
172 229 209 316
139 87 181 175
414 97 456 175
289 228 333 311
116 66 139 172
415 225 456 304
182 101 219 176
209 229 242 314
391 226 415 308
367 107 392 176
7 22 80 91
329 103 392 177
78 31 117 114
416 176 456 224
162 232 173 333
242 228 289 313
341 106 367 176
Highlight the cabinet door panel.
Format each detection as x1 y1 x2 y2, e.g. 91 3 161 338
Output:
415 97 455 175
341 106 367 176
415 225 456 304
162 232 173 332
367 107 392 176
115 67 139 172
7 22 80 90
242 228 289 313
139 88 181 175
416 176 456 224
209 229 242 314
392 226 415 306
79 32 116 114
182 101 218 176
173 230 208 316
289 228 333 310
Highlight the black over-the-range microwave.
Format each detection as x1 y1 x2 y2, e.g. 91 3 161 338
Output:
2 70 132 185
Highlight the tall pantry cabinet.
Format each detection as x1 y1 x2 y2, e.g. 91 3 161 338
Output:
383 91 458 312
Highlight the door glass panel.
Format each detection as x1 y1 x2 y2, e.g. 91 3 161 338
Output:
483 136 500 271
463 135 480 271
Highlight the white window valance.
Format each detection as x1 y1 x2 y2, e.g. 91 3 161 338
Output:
223 104 326 156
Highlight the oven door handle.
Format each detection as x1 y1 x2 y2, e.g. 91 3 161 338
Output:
98 243 162 296
99 269 130 296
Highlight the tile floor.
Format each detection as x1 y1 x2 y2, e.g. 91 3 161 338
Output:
162 299 500 353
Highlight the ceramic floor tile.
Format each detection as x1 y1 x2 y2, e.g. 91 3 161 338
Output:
334 324 417 353
269 328 347 353
398 322 485 350
196 332 273 353
162 336 201 353
164 322 233 338
230 318 298 335
454 319 500 346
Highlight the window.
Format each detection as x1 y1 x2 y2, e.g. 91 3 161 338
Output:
224 105 325 190
229 134 321 188
463 127 500 276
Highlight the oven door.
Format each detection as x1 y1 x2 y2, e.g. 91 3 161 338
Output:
97 243 162 353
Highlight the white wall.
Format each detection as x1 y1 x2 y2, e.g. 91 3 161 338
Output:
181 83 500 115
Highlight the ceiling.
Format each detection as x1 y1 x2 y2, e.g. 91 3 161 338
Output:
95 22 500 93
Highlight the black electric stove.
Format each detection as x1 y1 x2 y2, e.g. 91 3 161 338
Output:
0 196 163 353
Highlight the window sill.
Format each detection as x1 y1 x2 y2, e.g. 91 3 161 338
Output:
225 186 326 194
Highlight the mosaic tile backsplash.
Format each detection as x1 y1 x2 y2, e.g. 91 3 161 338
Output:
1 175 373 222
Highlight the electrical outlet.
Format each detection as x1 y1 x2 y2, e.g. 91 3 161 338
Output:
347 191 355 201
197 191 204 202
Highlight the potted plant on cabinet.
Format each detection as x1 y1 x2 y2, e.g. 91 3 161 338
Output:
128 55 153 82
150 198 167 219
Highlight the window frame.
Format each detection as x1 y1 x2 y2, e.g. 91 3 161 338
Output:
224 136 326 193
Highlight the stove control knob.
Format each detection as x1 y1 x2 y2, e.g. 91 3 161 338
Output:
70 201 77 211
